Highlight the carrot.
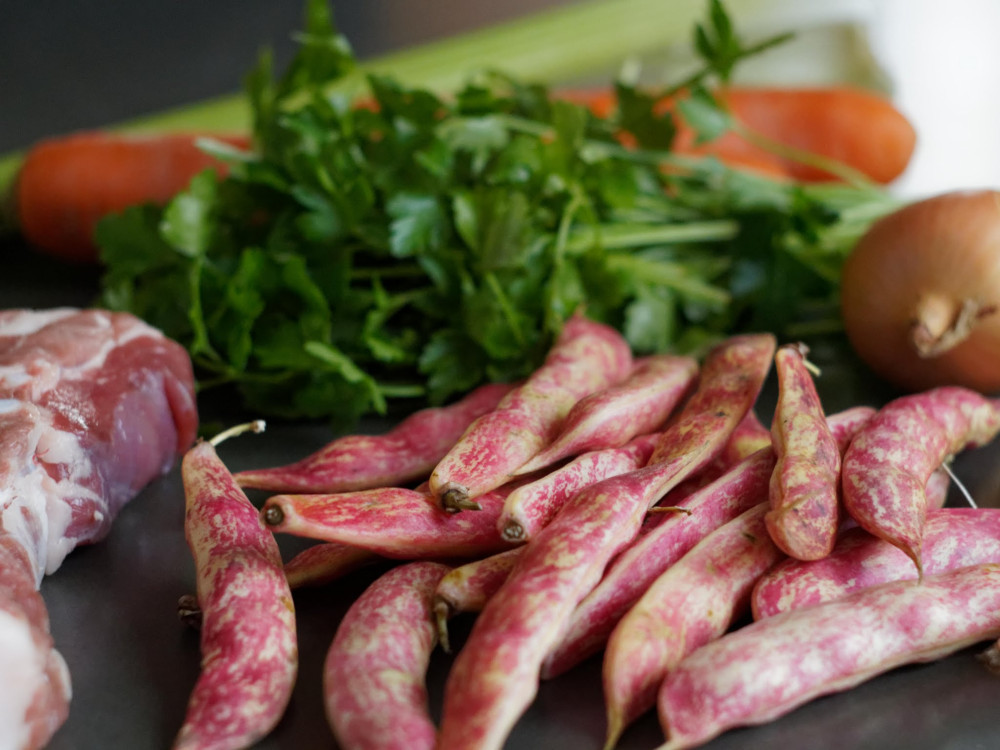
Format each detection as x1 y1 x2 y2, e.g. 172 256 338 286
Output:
711 86 916 184
752 508 1000 619
324 561 451 750
434 333 773 750
234 381 514 493
433 547 523 653
557 85 916 183
429 311 633 511
512 354 697 476
12 131 251 264
662 86 916 184
282 542 381 590
766 343 841 561
602 502 782 748
497 433 660 543
657 564 1000 750
260 479 531 560
554 88 790 178
174 421 297 750
841 386 1000 574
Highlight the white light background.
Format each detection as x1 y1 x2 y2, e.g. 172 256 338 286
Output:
867 0 1000 198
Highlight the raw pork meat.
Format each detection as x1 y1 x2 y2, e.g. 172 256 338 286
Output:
0 308 197 749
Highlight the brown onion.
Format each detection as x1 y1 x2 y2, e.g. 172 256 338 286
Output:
840 189 1000 394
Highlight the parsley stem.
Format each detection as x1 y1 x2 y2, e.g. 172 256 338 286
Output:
193 364 298 389
547 191 586 330
566 220 738 253
730 120 875 189
604 254 730 306
350 265 427 279
376 383 427 399
663 31 795 96
484 272 526 347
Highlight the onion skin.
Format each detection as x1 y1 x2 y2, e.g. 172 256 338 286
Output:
840 189 1000 394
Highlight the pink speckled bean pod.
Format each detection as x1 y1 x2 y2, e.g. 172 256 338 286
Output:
174 423 297 750
498 433 660 543
283 542 381 590
544 405 872 680
261 480 528 560
234 382 514 493
824 405 876 448
753 507 1000 618
721 409 772 462
766 343 842 561
513 354 697 476
429 312 633 511
324 561 451 750
434 547 524 653
841 386 1000 574
603 503 783 748
542 448 775 680
657 563 1000 750
434 334 774 750
650 409 772 514
925 468 951 511
644 334 775 467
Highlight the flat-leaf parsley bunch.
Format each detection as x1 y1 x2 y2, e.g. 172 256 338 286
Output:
97 0 894 423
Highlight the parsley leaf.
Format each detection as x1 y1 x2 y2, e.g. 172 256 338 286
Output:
96 0 894 423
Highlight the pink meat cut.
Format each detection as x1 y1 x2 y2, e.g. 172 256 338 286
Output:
0 308 197 750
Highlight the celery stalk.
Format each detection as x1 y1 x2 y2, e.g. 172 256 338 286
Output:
0 0 780 203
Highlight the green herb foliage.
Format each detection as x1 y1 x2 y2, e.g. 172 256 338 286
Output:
96 0 895 424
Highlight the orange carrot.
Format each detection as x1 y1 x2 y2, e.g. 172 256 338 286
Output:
661 86 915 184
12 131 251 264
554 88 789 178
556 85 916 184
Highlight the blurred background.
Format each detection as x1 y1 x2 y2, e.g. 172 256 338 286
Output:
2 0 998 198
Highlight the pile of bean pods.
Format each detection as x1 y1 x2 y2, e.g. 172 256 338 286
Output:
171 311 1000 750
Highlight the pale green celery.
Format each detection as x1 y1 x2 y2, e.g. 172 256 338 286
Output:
376 383 427 399
0 0 782 203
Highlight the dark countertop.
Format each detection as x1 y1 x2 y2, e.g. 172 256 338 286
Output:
5 2 1000 748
